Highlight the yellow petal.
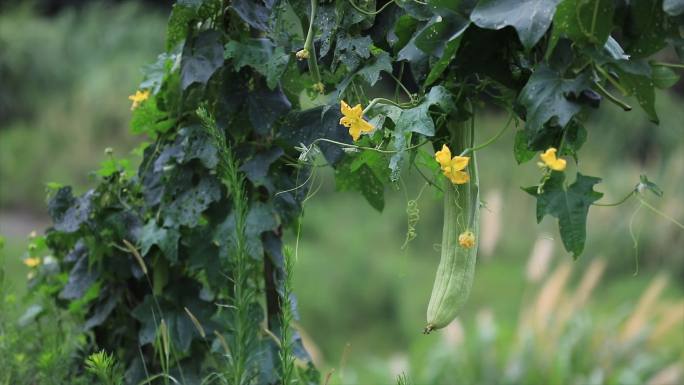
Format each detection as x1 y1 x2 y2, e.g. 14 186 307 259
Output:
435 144 452 167
449 156 470 172
23 257 41 268
549 158 567 171
357 118 374 133
451 170 470 184
348 124 362 141
340 100 353 116
540 148 567 171
128 90 150 110
350 104 364 118
339 116 353 128
444 169 469 185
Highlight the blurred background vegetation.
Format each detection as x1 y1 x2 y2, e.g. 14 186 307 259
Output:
0 1 682 384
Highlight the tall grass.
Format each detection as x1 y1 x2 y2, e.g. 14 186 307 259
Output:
331 256 683 385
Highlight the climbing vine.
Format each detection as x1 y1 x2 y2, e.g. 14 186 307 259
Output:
23 0 683 383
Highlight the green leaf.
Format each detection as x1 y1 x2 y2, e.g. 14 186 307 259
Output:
664 0 684 15
388 86 453 180
174 125 220 169
651 65 680 88
278 105 351 166
161 170 222 228
140 52 178 94
59 255 100 300
247 85 292 135
514 130 537 164
518 65 591 137
424 36 462 87
132 281 214 352
231 0 272 31
130 97 176 137
613 61 659 123
97 156 132 178
167 4 196 50
471 0 562 49
390 14 421 53
47 187 94 233
524 172 603 257
625 0 673 58
181 30 224 90
335 158 385 212
224 38 290 89
414 14 469 57
551 0 615 45
559 120 588 159
240 147 285 189
334 35 373 71
214 202 279 260
356 50 393 86
139 221 181 265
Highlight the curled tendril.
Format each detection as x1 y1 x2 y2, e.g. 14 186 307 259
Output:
401 182 428 250
401 199 420 250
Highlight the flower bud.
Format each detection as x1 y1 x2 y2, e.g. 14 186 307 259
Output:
458 231 476 249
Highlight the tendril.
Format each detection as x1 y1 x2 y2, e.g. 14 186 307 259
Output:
401 182 428 249
628 203 643 276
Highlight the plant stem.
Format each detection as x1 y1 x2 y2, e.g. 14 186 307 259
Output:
593 190 635 207
593 80 632 111
638 196 684 229
304 0 322 87
650 61 684 70
594 64 629 96
347 0 396 15
459 113 514 157
362 97 416 114
388 71 414 101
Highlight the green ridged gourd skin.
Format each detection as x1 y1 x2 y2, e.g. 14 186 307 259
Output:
425 123 480 333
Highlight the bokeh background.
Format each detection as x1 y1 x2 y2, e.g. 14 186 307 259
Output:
1 2 682 384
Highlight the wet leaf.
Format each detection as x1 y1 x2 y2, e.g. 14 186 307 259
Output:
524 172 603 257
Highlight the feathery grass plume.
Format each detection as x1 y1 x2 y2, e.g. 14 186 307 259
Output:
185 307 206 339
198 105 257 385
552 258 606 336
621 275 668 341
532 262 572 336
649 299 684 343
525 235 554 283
479 189 502 257
153 319 172 383
441 319 465 347
647 363 684 385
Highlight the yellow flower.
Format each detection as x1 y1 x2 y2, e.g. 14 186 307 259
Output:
128 89 150 110
458 231 476 249
339 100 374 141
23 257 41 268
434 144 470 184
540 147 566 171
434 144 452 168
